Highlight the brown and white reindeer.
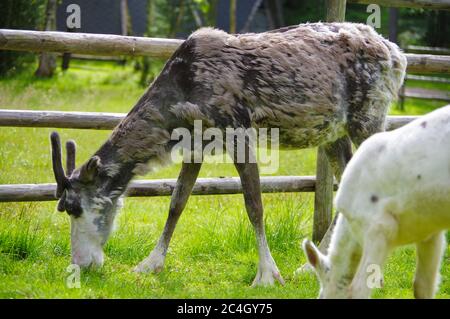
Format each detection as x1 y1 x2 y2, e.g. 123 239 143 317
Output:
50 22 406 286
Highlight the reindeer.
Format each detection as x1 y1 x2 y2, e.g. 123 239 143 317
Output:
303 105 450 298
50 22 406 286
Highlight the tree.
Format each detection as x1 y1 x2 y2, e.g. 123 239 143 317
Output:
265 0 285 29
425 10 449 48
35 0 57 77
0 0 46 76
229 0 236 33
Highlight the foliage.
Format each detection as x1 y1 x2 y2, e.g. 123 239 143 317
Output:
0 0 46 76
137 0 213 87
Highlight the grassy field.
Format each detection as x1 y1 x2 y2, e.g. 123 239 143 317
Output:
0 60 449 298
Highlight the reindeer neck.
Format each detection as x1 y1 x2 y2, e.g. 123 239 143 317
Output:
93 102 175 196
327 216 361 286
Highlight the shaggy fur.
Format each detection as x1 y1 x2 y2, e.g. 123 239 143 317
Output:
304 105 450 298
109 22 406 157
51 23 407 284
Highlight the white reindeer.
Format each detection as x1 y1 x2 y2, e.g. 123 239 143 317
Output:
303 105 450 298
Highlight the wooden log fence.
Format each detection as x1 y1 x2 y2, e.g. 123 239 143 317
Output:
400 88 450 102
406 75 450 84
348 0 450 10
406 45 450 56
0 29 183 59
0 176 336 202
0 29 449 74
0 109 419 131
313 0 347 245
0 109 421 203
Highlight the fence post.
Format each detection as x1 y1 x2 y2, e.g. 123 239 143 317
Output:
325 0 346 22
312 0 346 243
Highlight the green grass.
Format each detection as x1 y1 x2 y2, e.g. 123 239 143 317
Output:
0 60 449 298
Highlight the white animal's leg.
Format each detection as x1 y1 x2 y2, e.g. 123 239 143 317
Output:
234 160 284 287
349 235 389 298
414 231 446 299
134 162 202 273
349 215 396 299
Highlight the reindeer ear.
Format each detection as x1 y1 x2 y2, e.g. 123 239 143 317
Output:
303 239 322 269
79 156 101 183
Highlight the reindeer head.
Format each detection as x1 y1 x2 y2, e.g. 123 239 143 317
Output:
302 239 350 299
50 132 122 268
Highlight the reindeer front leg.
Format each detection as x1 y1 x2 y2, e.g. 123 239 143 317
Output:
234 161 285 287
134 161 202 273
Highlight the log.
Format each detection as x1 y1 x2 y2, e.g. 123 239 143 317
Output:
0 176 337 202
347 0 450 10
405 54 450 74
400 88 450 101
0 30 449 74
0 109 123 130
326 0 347 22
406 45 450 55
406 74 450 84
0 29 183 59
386 115 421 130
313 146 334 243
313 0 347 244
0 110 419 131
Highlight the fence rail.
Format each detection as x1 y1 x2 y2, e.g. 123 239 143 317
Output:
400 88 450 101
406 75 450 84
348 0 450 10
406 45 450 56
0 109 418 131
0 29 183 59
405 54 450 74
1 29 450 74
0 176 336 202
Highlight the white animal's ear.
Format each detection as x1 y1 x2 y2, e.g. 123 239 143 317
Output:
302 239 322 269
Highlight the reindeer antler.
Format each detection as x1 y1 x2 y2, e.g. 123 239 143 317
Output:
50 132 70 198
66 140 76 176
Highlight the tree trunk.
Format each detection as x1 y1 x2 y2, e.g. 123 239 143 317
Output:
170 0 185 38
120 0 129 36
389 8 398 44
314 0 347 248
35 0 57 78
265 0 285 29
229 0 237 33
61 28 75 71
206 0 218 26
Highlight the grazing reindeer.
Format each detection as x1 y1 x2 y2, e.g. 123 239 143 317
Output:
303 105 450 298
50 22 406 286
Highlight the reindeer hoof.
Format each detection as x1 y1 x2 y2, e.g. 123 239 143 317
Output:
133 254 165 274
251 266 285 287
293 263 314 277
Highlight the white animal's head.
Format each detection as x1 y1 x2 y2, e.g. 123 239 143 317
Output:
302 239 350 299
50 132 122 268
